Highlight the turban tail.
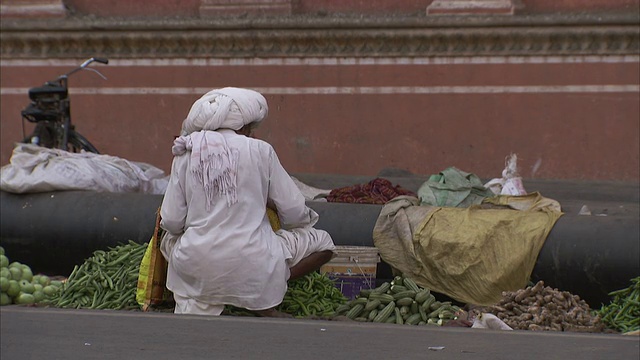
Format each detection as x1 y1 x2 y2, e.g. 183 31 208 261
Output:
172 131 239 209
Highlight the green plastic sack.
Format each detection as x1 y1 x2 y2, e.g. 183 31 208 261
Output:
417 167 495 208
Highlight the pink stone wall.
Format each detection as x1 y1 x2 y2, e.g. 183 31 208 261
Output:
63 0 201 17
1 0 638 181
2 57 638 181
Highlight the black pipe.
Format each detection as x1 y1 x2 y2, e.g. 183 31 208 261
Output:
532 214 640 307
0 190 162 276
1 190 638 307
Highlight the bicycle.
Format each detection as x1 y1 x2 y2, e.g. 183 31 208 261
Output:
20 57 109 153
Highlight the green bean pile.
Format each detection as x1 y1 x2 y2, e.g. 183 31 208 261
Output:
47 241 147 310
598 276 640 333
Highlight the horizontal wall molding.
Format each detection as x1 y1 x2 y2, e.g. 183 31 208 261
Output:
1 15 638 58
2 55 638 66
3 85 638 96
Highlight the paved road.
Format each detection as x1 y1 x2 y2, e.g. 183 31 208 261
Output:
1 306 638 360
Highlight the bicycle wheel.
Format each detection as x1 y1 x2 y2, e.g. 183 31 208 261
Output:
68 130 99 154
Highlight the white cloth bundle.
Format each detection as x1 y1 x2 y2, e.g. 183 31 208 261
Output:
0 143 168 194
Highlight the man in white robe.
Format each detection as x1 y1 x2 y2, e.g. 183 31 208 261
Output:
160 87 336 317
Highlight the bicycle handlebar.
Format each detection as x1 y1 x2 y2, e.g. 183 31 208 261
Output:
61 57 109 80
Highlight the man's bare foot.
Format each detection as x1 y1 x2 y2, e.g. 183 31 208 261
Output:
254 308 294 318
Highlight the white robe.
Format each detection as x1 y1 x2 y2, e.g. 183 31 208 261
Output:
160 129 329 311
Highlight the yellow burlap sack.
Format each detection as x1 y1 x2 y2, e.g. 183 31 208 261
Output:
137 207 281 311
373 193 563 306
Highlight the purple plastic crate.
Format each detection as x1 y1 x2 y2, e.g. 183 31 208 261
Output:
325 273 376 300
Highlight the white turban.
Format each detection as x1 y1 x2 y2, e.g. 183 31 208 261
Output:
181 87 268 135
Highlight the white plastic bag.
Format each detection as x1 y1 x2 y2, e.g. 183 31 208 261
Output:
484 153 527 196
471 313 513 330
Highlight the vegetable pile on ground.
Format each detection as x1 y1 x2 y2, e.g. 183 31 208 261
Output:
46 241 147 310
0 246 63 306
334 274 461 325
597 276 640 334
224 271 348 317
278 271 348 317
481 280 604 332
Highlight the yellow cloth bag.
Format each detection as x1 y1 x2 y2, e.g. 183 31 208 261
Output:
136 208 168 310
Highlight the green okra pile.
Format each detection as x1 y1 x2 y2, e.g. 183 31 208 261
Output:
224 271 348 317
277 271 348 317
